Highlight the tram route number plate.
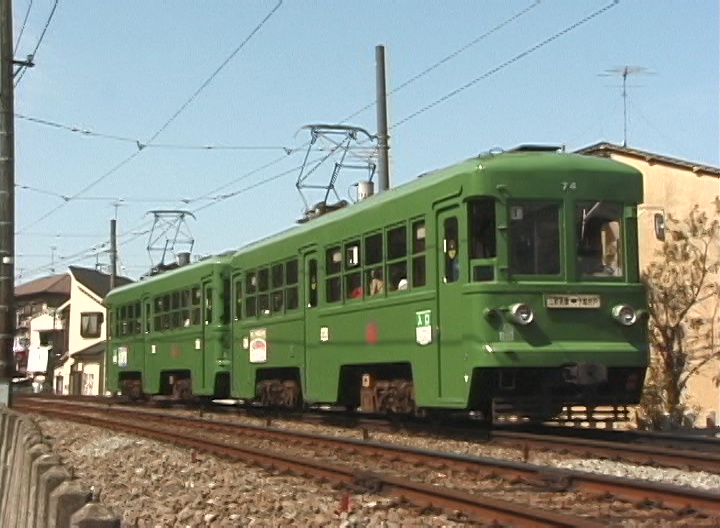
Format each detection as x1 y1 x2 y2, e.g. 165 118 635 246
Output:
545 294 600 309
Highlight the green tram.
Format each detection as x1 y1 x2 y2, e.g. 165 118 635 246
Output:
105 254 233 400
106 145 649 422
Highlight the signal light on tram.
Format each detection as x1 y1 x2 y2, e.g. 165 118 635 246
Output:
612 304 638 326
508 303 534 326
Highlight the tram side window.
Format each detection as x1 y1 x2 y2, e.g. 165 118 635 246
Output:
325 247 342 303
153 297 162 331
180 290 190 327
258 268 270 315
144 301 151 333
191 286 201 325
245 273 257 318
443 217 460 283
133 302 141 333
412 220 426 287
345 240 362 300
271 263 285 314
364 233 383 296
509 202 560 275
120 306 129 335
161 294 171 329
387 226 408 291
286 259 299 310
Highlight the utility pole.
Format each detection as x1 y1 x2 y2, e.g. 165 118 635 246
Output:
0 0 15 406
375 45 390 192
110 219 117 289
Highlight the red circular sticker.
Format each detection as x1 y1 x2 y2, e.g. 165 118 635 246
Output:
366 321 378 344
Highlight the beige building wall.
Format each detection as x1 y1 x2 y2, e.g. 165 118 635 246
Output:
584 146 720 421
54 277 107 396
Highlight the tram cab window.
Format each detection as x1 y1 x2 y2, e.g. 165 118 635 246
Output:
509 201 560 275
576 202 623 277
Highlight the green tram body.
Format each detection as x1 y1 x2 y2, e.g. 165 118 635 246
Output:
105 255 233 399
106 147 649 422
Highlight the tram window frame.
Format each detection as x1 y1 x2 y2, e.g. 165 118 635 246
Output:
325 246 342 303
307 258 318 308
386 225 408 292
344 239 362 300
285 259 299 311
271 262 285 314
576 201 624 279
411 219 426 288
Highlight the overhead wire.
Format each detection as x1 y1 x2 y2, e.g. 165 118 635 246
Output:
340 0 542 124
392 1 620 130
17 0 284 234
14 0 34 55
14 0 58 86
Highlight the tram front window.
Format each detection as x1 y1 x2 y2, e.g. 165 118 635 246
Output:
576 201 623 277
509 201 560 275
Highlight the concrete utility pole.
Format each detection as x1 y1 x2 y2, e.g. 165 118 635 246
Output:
375 45 390 192
0 0 15 406
110 219 117 289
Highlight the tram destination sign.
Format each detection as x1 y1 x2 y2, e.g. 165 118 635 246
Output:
544 294 600 309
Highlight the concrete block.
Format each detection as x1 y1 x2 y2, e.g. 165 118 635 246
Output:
1 414 26 527
27 452 61 528
70 502 121 528
15 442 50 528
37 465 72 528
48 479 92 528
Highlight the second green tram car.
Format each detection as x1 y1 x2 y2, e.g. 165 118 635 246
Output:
106 146 649 422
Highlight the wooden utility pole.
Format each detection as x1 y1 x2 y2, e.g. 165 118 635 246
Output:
375 45 390 192
0 0 15 406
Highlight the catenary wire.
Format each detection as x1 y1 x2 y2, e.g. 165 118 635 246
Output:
17 0 284 234
14 0 34 55
392 1 620 130
340 0 542 124
14 0 59 86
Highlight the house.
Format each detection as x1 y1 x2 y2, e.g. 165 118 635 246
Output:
578 142 720 421
14 266 133 395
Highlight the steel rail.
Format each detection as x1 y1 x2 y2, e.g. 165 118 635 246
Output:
491 430 720 473
17 398 720 519
15 401 602 528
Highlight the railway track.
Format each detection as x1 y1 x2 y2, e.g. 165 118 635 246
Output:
15 394 720 473
15 397 720 527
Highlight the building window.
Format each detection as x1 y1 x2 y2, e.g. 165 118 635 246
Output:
80 312 104 338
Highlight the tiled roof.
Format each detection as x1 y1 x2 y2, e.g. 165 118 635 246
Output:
15 273 71 300
72 341 105 361
69 266 133 299
576 142 720 177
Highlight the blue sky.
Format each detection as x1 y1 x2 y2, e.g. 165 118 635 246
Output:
13 0 719 283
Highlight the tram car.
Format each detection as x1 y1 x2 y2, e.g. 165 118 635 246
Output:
106 145 649 423
105 253 233 401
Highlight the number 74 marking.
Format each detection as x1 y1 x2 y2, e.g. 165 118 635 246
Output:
561 182 577 191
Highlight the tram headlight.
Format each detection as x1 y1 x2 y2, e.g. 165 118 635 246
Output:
612 304 637 326
508 303 534 325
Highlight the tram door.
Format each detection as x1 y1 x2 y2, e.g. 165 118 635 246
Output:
142 294 152 393
436 206 466 402
302 251 319 399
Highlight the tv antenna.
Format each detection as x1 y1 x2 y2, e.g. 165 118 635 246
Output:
598 65 654 146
